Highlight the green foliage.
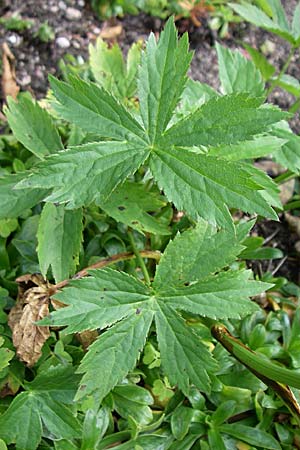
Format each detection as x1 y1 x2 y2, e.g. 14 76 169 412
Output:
89 38 142 102
1 15 300 450
230 0 300 46
37 204 83 282
0 13 33 31
42 222 269 401
4 95 63 159
13 19 287 229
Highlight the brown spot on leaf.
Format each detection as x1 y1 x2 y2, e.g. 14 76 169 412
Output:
76 330 98 351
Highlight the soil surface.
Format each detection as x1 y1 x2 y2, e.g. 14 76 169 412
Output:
0 0 300 283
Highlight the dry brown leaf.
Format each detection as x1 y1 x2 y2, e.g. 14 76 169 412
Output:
8 274 52 366
280 179 295 205
284 212 300 237
100 24 122 41
1 42 20 100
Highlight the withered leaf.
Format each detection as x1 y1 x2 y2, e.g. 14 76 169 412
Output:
8 274 52 366
1 42 20 100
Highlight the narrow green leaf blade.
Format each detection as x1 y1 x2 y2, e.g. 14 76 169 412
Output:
38 394 81 440
292 3 300 41
16 142 149 208
37 203 83 282
76 309 154 401
159 94 288 148
4 95 63 159
150 147 278 228
155 303 217 394
101 181 170 235
229 2 295 44
153 221 244 289
89 38 141 100
216 43 264 96
276 74 300 96
272 125 300 173
50 75 147 144
208 135 286 161
138 17 192 143
219 424 281 449
43 268 151 333
159 270 271 319
243 43 276 81
89 38 126 97
0 173 48 219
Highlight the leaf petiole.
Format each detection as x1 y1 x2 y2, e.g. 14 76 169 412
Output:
128 229 151 287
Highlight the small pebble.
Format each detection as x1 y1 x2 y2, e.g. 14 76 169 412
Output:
58 1 67 10
50 5 59 13
66 7 82 20
72 40 80 49
77 0 85 7
56 36 71 48
19 75 31 86
7 34 22 47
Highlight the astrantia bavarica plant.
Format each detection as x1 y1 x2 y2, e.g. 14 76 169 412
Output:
1 17 297 411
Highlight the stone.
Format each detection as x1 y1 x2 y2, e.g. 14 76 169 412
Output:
7 34 22 47
56 36 70 48
66 7 82 20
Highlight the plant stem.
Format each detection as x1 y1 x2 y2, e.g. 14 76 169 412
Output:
274 169 296 185
52 250 160 292
266 46 295 97
128 230 151 287
289 97 300 114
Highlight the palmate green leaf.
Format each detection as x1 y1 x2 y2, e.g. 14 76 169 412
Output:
158 270 269 320
4 95 63 159
75 309 154 401
89 38 142 100
49 75 147 144
153 221 244 289
150 146 278 228
158 94 287 148
11 18 288 229
37 203 83 282
41 268 151 333
216 43 265 97
0 391 81 450
0 173 48 219
138 16 192 143
16 142 149 208
101 181 170 235
44 224 269 400
229 2 296 44
155 303 217 394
